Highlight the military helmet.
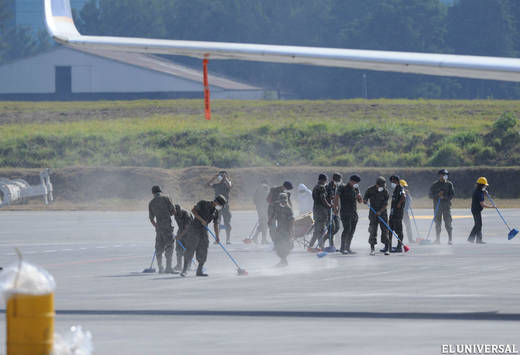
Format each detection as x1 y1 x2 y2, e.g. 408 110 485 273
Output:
151 185 162 194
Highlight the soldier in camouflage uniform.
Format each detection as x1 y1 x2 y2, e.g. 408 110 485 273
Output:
334 174 362 254
207 171 233 244
172 204 194 272
272 193 295 267
309 174 331 250
325 173 342 248
363 177 390 255
180 195 227 277
429 169 455 245
148 185 176 273
389 175 406 253
267 181 293 242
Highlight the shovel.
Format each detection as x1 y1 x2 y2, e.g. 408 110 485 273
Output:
486 192 519 240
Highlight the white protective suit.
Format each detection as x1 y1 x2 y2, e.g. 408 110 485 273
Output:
296 183 313 216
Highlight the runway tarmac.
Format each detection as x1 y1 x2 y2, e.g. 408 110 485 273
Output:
0 209 519 354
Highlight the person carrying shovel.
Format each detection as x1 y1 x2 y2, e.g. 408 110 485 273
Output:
467 177 493 244
429 169 455 245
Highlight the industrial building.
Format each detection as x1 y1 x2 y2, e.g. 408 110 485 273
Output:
0 46 265 100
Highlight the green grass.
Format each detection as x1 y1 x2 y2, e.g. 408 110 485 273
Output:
1 99 520 168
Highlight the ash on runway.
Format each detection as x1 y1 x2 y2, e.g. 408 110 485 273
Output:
1 210 519 355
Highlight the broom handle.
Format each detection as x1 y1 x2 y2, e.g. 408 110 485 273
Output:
408 205 421 239
206 226 243 270
368 205 406 245
486 193 512 231
248 222 259 239
426 199 441 240
150 251 156 268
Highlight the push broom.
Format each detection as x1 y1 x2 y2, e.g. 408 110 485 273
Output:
486 192 519 240
317 209 337 257
368 205 410 253
419 199 440 246
243 222 259 244
142 250 156 273
206 226 248 275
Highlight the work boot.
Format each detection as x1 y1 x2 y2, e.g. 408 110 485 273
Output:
275 258 288 267
370 245 376 256
156 255 164 274
164 258 177 274
196 264 208 277
181 258 190 276
173 255 183 273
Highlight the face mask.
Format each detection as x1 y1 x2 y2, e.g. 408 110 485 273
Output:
391 183 397 189
378 187 384 192
334 180 341 185
216 175 223 182
482 187 487 192
443 175 448 181
353 184 359 189
215 205 223 211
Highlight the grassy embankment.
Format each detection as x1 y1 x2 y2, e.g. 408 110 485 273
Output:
1 99 520 168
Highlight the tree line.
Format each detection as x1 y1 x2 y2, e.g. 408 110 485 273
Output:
3 0 520 99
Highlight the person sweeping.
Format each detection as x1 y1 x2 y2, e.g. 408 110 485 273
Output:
429 169 455 245
272 192 295 267
148 185 176 274
180 195 227 277
363 177 390 255
467 177 493 244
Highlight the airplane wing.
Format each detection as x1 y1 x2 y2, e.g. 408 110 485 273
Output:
45 0 520 82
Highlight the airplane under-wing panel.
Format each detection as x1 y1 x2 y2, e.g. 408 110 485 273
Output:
45 0 520 82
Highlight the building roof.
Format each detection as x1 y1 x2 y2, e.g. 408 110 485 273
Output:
75 47 260 91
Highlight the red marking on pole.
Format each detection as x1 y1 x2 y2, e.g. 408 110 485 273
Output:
203 59 211 120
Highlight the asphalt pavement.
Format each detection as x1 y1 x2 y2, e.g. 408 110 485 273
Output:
0 209 519 355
